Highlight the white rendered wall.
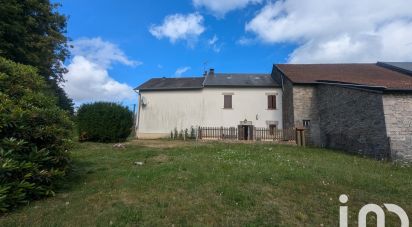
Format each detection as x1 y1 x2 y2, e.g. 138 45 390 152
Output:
137 88 283 137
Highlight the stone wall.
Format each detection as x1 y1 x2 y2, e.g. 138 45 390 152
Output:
271 67 295 129
293 85 321 145
282 79 295 129
383 94 412 161
316 85 390 159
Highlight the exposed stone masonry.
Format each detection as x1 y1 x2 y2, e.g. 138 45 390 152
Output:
316 85 390 159
383 94 412 161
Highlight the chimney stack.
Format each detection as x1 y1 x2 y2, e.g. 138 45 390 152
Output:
209 68 215 77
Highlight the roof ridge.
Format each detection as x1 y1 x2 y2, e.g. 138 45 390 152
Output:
150 76 204 80
216 73 270 75
275 63 376 66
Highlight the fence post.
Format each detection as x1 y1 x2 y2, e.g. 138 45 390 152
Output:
301 129 306 147
220 126 223 140
296 127 306 147
198 127 202 140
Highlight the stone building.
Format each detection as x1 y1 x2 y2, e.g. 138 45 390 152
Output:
271 62 412 160
135 62 412 161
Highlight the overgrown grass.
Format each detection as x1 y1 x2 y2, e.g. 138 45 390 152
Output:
1 141 411 226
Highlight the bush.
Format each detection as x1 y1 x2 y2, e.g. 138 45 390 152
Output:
0 57 73 212
77 102 134 142
190 126 196 139
174 128 178 140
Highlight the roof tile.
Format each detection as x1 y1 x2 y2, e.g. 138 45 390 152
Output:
276 63 412 90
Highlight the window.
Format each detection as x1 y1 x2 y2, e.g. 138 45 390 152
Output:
224 95 232 109
303 120 311 128
269 124 277 135
268 95 276 109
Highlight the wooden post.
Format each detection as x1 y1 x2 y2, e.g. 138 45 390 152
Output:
296 128 306 147
296 129 301 146
300 129 306 147
220 126 223 140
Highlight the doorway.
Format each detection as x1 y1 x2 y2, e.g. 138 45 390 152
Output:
238 124 254 140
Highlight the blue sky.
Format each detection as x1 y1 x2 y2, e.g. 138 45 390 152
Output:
57 0 412 106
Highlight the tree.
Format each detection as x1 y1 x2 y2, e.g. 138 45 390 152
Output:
0 0 74 114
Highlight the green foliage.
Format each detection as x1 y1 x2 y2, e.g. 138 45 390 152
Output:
170 127 197 140
178 130 184 140
190 126 196 139
0 57 73 212
0 0 74 113
184 129 189 140
77 102 134 143
174 128 178 140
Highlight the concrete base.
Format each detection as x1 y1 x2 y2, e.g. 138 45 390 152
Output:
136 132 170 139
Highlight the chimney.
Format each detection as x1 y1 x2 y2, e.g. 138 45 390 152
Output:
209 68 215 77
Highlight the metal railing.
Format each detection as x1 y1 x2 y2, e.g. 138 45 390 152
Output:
198 126 296 141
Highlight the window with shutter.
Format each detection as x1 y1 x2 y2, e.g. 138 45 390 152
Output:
268 95 276 109
224 95 232 109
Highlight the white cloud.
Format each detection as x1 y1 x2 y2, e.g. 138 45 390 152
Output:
175 66 191 77
71 37 141 67
62 38 138 104
150 13 205 43
245 0 412 63
237 37 255 46
208 35 222 52
208 35 218 45
193 0 262 17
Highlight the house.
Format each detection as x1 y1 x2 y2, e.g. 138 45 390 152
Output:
271 62 412 160
135 62 412 161
135 69 283 140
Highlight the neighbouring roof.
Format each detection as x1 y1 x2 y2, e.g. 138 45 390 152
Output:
204 73 280 87
136 73 280 91
135 77 204 91
377 62 412 76
275 63 412 90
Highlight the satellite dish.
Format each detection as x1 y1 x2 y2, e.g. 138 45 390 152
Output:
141 96 148 106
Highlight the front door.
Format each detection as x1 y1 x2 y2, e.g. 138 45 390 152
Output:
238 125 253 140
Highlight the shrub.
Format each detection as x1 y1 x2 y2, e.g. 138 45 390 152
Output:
77 102 134 142
174 128 178 140
0 57 73 212
190 126 196 139
184 128 189 140
178 130 184 140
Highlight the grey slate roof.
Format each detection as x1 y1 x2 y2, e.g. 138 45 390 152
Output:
377 62 412 76
204 73 279 87
135 77 204 91
136 73 280 91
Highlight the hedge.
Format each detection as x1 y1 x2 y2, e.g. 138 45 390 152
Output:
77 102 134 142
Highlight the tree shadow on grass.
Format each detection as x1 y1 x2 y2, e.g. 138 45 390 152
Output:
54 158 93 193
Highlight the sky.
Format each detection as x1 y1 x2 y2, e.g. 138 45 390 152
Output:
57 0 412 107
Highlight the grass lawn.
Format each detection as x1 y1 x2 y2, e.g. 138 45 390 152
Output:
1 140 411 226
